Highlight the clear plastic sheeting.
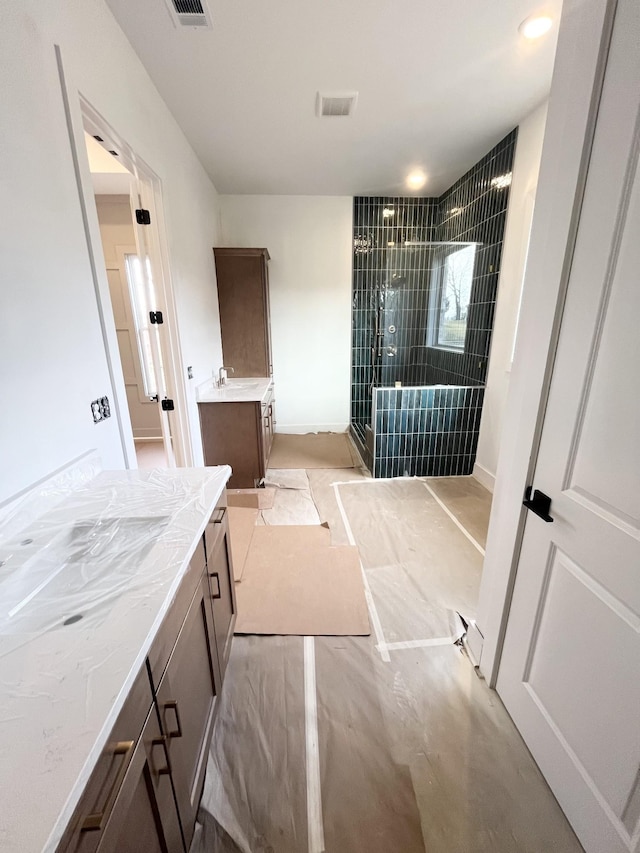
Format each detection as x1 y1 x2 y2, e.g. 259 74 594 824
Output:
0 462 230 853
194 470 584 853
0 515 169 634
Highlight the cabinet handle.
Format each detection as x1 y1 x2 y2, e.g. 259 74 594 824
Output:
81 740 135 832
164 699 183 739
209 571 221 599
150 736 172 776
211 507 226 524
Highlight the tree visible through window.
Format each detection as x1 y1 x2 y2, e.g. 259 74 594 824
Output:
435 244 476 349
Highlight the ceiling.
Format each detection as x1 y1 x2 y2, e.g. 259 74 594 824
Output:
105 0 562 196
85 132 133 194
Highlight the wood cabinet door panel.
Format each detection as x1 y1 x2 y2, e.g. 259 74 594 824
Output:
157 576 218 850
204 509 237 677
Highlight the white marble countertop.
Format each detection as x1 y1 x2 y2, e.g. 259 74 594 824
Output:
196 376 273 404
0 464 231 852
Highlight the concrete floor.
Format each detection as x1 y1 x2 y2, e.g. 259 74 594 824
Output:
194 468 584 853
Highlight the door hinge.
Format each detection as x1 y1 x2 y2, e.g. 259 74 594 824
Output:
135 208 151 225
161 398 175 411
149 311 164 324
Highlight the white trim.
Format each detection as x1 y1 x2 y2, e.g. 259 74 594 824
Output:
473 462 495 493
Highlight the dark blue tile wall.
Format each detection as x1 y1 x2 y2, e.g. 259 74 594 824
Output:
373 386 484 478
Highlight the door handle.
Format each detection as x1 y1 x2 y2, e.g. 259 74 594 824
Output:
523 486 554 522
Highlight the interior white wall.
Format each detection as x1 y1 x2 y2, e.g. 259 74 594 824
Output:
0 0 222 503
474 101 548 491
219 196 353 433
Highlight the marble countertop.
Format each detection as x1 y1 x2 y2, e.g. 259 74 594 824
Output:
196 376 273 404
0 463 231 852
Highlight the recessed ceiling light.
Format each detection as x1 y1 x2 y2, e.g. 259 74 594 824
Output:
406 170 427 190
519 14 553 40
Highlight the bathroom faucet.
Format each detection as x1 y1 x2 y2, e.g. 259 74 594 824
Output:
219 366 234 386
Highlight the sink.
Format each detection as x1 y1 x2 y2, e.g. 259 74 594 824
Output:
226 380 259 390
0 516 169 634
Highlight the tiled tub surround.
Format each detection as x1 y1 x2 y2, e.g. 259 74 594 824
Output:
373 385 484 478
351 130 516 477
0 462 231 852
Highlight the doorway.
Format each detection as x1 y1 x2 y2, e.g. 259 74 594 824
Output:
85 137 170 469
79 101 192 469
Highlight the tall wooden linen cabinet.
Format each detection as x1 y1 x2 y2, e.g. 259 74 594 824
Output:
213 248 272 377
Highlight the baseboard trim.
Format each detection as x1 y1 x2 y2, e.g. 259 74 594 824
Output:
275 424 349 435
473 462 495 493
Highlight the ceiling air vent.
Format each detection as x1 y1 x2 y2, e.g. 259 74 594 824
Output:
316 91 358 118
164 0 212 28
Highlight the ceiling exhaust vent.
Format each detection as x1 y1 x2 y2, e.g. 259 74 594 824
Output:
316 91 358 117
164 0 212 28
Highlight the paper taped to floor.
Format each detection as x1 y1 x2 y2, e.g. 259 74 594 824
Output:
234 525 370 636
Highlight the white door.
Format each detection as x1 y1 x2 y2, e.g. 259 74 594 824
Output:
497 1 640 852
130 180 176 466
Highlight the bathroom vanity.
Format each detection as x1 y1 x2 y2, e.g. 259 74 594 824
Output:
0 464 234 853
197 377 275 488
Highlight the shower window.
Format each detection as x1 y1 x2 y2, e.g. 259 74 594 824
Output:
431 243 476 350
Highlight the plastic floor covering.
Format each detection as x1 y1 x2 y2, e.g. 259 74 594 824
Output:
192 469 584 853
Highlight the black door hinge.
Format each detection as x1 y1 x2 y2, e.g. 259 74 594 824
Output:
161 398 175 411
135 208 151 225
149 311 164 324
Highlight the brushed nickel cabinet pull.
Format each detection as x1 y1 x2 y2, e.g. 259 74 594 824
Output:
81 740 135 832
211 507 226 524
164 700 183 739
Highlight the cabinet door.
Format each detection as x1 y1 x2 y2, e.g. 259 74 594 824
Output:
156 574 219 851
59 708 182 853
205 509 237 678
213 249 271 377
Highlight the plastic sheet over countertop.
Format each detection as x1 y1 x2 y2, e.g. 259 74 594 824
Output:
194 471 583 853
0 463 231 853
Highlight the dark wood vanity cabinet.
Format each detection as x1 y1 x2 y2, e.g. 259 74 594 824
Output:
199 385 275 489
213 247 272 377
58 499 236 853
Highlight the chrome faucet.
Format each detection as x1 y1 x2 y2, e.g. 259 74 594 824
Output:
218 366 234 386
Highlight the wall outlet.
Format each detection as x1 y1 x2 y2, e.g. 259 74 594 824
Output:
91 396 111 423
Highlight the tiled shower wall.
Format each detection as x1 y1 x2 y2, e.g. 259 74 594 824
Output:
373 386 484 478
350 129 517 474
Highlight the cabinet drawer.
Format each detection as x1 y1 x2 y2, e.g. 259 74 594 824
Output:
147 535 206 692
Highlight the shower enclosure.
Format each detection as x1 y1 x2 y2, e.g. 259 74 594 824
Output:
349 130 517 477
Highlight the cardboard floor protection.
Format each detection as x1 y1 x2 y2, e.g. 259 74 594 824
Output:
234 525 370 636
227 506 259 582
268 433 355 469
227 487 276 509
